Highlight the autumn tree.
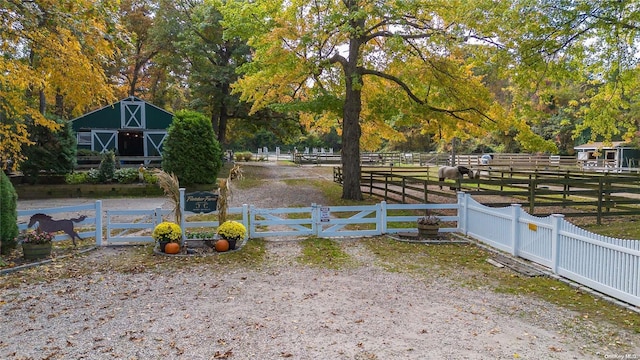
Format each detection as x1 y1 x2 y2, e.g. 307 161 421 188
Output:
152 0 253 145
0 0 118 170
227 0 504 200
113 0 166 98
492 1 640 147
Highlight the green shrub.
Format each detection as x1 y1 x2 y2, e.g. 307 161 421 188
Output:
20 116 77 183
65 172 88 184
114 168 139 184
161 110 223 185
77 149 100 156
86 169 102 184
234 151 253 162
0 171 19 255
143 171 158 184
98 150 116 182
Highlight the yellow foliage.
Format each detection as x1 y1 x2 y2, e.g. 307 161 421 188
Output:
0 0 117 169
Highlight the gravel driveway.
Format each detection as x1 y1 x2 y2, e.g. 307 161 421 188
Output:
3 163 639 359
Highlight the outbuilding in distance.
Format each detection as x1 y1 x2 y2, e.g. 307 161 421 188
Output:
574 141 640 171
69 96 174 162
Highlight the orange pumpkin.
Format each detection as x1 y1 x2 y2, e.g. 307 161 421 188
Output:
164 242 180 254
215 239 230 252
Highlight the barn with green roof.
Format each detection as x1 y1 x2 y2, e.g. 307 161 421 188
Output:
70 96 174 159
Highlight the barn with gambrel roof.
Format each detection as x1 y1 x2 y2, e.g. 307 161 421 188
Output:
69 96 174 158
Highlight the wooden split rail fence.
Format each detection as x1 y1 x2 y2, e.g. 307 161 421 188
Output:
333 166 640 224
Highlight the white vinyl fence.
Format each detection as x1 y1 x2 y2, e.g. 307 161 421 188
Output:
458 193 640 307
16 192 640 307
17 201 102 243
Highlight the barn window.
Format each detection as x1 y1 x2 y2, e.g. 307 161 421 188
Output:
606 151 615 160
77 132 91 145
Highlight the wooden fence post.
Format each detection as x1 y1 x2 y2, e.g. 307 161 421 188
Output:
563 171 569 205
597 179 603 225
423 179 428 203
604 173 611 213
384 174 389 201
529 174 536 214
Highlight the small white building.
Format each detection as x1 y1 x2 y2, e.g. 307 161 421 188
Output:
574 141 640 170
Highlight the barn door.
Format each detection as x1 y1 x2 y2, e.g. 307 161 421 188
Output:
145 131 167 157
91 130 117 153
121 100 145 129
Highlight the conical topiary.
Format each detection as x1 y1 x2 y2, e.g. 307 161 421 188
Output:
0 171 19 255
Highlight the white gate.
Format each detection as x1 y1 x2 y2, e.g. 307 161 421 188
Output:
249 205 316 239
105 208 170 245
316 204 382 238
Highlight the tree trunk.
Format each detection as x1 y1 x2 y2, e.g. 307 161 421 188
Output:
217 83 230 145
211 111 220 141
218 107 228 145
341 21 364 201
341 88 363 200
55 89 64 117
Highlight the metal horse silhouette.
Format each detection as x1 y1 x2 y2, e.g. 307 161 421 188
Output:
438 166 478 190
28 213 87 246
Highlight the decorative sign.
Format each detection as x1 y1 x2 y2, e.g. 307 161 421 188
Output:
320 206 331 222
528 223 537 231
185 191 218 213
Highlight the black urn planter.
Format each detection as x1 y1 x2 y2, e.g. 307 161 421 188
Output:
158 240 170 252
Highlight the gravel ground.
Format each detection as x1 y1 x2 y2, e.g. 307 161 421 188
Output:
3 162 639 359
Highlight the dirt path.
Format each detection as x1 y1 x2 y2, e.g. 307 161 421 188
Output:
4 163 639 359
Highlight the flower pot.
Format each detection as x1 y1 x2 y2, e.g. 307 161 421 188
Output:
158 240 170 252
227 238 237 250
417 224 439 239
22 242 52 260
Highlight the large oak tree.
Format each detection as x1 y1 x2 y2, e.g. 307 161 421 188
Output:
227 0 503 200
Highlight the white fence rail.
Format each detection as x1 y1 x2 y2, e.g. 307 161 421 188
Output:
458 193 640 307
15 192 640 307
17 201 102 243
105 208 169 245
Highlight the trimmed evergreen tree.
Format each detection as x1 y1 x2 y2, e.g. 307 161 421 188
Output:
98 150 116 183
20 116 77 183
0 170 19 255
162 110 222 185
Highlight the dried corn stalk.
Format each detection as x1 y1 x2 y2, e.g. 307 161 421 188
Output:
217 164 243 225
154 169 181 224
217 178 229 225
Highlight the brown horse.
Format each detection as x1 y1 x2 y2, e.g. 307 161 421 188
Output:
28 213 87 246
